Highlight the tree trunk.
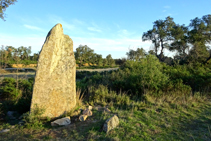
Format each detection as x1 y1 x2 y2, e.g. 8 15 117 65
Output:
204 55 211 64
159 40 164 61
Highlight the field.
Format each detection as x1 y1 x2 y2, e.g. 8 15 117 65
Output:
0 94 211 140
0 56 211 140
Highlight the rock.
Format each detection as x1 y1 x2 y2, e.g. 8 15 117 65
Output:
82 109 92 116
18 120 25 125
103 115 119 133
104 108 111 112
79 115 88 121
7 111 18 120
0 129 10 133
88 106 92 110
51 117 71 126
30 23 76 118
94 105 103 111
18 115 23 120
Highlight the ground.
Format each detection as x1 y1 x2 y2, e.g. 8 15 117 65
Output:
0 94 211 141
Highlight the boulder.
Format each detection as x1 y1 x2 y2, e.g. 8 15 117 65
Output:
51 117 71 126
30 23 76 118
103 115 119 133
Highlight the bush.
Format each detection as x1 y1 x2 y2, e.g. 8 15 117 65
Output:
88 85 131 107
111 55 169 96
0 77 34 114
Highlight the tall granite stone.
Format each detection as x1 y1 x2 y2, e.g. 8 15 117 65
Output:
30 23 76 118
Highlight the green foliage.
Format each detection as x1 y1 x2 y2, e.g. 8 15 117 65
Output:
126 48 146 61
0 77 21 100
164 64 211 93
0 0 17 21
0 77 34 114
111 55 169 95
23 104 45 129
89 85 131 107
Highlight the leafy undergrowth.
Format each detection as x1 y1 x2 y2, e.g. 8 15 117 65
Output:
1 94 211 141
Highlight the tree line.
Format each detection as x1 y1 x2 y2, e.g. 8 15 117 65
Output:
141 14 211 65
0 45 118 69
1 14 211 68
74 44 116 68
0 45 39 68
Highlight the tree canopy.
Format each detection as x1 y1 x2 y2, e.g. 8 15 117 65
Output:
0 0 17 21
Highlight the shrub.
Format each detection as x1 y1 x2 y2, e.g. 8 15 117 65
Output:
111 55 169 96
89 85 131 107
0 77 34 114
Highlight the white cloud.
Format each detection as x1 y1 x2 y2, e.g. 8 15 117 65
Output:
87 27 102 32
24 24 44 31
118 29 136 38
164 5 171 9
0 34 45 53
48 15 75 30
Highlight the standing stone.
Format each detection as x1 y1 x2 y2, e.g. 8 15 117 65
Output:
30 23 76 118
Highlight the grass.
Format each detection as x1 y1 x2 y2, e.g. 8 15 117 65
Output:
0 93 211 140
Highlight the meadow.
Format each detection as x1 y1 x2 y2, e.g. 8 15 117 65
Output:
0 55 211 140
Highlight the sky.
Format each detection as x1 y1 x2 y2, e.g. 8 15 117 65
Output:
0 0 211 59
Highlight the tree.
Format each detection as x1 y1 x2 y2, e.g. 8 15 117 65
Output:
142 16 175 61
126 48 146 61
126 49 136 60
102 58 107 66
187 15 211 64
169 24 189 59
106 54 115 66
142 28 159 56
0 0 17 21
75 45 94 68
96 54 103 66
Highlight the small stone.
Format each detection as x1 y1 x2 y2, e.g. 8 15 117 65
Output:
51 117 71 126
7 111 18 120
83 109 92 116
18 115 23 120
88 106 92 110
10 125 15 129
103 115 119 133
104 108 111 112
79 115 88 121
18 120 25 125
0 129 10 133
94 105 103 111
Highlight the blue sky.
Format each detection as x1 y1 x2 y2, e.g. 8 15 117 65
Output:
0 0 211 59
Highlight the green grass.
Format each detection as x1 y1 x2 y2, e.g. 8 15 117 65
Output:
1 94 211 140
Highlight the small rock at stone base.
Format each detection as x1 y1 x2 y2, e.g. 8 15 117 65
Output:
88 106 92 110
18 120 25 125
94 105 103 111
7 111 18 120
79 115 88 121
83 109 92 116
51 117 71 126
0 129 10 133
103 115 119 133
